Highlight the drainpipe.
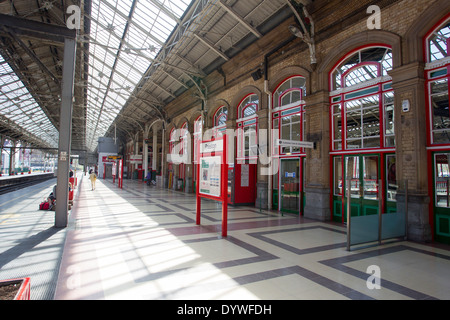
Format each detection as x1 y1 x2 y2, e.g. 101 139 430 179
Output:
264 80 273 211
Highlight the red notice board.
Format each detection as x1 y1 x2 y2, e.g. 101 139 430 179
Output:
196 135 228 237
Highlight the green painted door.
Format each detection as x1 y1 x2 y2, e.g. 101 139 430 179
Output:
433 152 450 244
343 154 380 221
280 158 300 214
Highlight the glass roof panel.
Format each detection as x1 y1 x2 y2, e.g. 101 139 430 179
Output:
0 54 58 147
85 0 192 151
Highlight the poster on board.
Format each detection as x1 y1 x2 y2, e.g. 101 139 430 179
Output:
199 156 222 197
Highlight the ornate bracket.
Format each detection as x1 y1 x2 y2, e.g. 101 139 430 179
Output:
287 0 317 66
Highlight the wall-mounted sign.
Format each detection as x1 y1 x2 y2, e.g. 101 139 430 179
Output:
130 154 143 164
276 139 315 149
285 172 296 178
60 151 68 162
200 140 223 153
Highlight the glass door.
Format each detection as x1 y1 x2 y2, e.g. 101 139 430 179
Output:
343 154 380 221
433 153 450 244
280 158 300 214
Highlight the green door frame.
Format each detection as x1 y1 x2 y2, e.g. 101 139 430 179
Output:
280 158 300 214
432 152 450 244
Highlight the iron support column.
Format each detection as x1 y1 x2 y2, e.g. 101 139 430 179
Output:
55 37 77 228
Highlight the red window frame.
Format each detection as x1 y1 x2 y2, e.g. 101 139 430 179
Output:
329 45 394 153
272 77 306 157
236 94 259 162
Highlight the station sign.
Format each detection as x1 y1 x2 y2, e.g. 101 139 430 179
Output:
276 139 315 149
200 140 223 153
108 155 122 160
130 154 143 164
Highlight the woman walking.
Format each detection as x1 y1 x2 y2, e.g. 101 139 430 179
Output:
89 169 97 190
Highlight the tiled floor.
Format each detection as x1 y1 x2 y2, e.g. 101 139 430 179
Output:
52 176 450 300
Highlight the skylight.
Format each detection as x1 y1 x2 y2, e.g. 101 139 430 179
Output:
84 0 192 151
0 54 59 148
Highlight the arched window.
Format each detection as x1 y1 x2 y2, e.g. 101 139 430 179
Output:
169 128 176 165
213 106 227 137
273 76 306 154
237 94 259 162
425 16 450 144
330 46 395 150
238 94 259 118
180 122 189 159
331 47 393 91
193 116 202 164
425 15 450 243
427 18 450 62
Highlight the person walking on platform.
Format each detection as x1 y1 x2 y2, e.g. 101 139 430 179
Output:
89 169 97 190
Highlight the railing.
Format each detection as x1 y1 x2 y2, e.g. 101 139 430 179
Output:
346 179 408 251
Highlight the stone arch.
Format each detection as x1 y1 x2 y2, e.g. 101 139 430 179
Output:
317 30 402 91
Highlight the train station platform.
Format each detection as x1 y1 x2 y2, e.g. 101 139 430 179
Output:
1 175 450 300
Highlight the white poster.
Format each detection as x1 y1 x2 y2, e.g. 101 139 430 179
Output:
199 156 222 197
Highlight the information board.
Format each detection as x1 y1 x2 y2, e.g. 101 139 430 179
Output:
196 135 228 237
199 156 222 197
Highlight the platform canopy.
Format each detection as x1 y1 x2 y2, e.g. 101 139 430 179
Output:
0 0 295 153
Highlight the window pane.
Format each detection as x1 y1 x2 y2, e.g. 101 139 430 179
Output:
428 21 450 62
431 79 450 143
273 118 279 130
333 105 342 149
384 92 395 147
281 95 291 106
273 119 279 155
291 115 301 153
362 105 380 138
333 105 342 139
363 156 378 200
435 153 450 208
243 105 257 117
345 64 379 87
281 116 291 153
291 91 301 104
347 139 362 150
346 108 362 140
363 137 380 148
345 156 360 198
274 77 306 109
281 120 290 140
334 157 343 196
244 125 257 157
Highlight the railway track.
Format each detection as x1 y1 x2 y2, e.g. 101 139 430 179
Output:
0 177 56 195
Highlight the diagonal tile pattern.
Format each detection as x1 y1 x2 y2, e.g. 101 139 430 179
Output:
52 176 450 300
